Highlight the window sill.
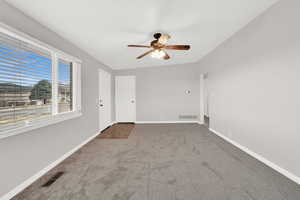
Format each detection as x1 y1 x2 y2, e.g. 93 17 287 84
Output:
0 111 82 139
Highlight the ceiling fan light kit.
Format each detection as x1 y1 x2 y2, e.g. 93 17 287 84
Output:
128 32 190 60
151 49 166 59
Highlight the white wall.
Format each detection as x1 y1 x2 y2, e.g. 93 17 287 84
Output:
0 1 114 197
114 64 200 122
198 0 300 179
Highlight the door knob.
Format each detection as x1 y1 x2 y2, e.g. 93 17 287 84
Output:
131 100 135 103
100 104 104 107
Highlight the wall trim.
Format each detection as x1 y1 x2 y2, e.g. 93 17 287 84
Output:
135 121 199 124
209 128 300 185
0 112 82 140
99 121 116 132
109 121 116 126
1 130 102 200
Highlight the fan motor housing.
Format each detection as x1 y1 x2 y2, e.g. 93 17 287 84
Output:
153 33 162 39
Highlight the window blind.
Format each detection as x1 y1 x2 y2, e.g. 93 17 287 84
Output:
0 31 52 127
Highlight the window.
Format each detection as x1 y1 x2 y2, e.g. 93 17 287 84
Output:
0 24 81 138
58 59 73 113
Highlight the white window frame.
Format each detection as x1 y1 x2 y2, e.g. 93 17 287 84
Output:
0 22 82 139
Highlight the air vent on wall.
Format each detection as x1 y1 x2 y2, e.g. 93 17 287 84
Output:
179 115 198 119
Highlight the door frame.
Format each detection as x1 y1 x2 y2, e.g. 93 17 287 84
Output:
115 75 136 123
200 73 210 127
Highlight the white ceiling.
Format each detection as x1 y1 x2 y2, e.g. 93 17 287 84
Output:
6 0 278 69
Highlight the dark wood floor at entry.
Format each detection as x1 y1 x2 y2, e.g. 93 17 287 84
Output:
96 123 135 139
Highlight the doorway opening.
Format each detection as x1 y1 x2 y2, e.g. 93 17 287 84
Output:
115 76 136 123
200 73 210 128
204 73 209 128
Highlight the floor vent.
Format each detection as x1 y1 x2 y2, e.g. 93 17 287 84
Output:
42 171 64 187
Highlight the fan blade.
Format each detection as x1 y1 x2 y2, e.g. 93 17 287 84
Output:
158 34 171 45
164 45 190 50
128 45 151 48
163 51 170 60
137 49 155 59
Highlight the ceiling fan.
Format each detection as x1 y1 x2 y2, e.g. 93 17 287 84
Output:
128 33 190 60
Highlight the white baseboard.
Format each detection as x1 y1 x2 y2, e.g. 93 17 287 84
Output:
209 128 300 185
99 121 116 132
1 130 102 200
109 121 116 126
135 121 200 124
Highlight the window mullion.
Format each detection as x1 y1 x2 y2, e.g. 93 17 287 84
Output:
51 53 58 115
76 63 81 112
72 62 77 112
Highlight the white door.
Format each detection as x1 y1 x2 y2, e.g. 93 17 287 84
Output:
99 69 111 131
115 76 136 122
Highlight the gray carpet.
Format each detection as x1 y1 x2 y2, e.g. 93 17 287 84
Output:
13 124 300 200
